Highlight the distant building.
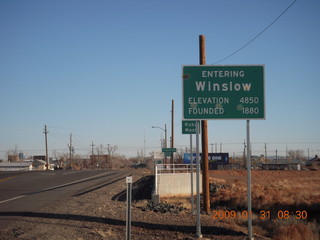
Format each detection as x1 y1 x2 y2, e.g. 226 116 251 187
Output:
33 159 46 170
33 155 46 161
33 159 55 170
306 155 320 170
262 163 301 170
0 162 33 171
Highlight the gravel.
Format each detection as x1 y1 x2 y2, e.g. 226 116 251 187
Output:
139 201 187 214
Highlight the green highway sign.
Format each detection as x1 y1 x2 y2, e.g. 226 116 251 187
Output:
182 120 197 134
162 148 177 153
182 65 265 120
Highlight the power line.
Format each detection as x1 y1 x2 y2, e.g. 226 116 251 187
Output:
213 0 298 64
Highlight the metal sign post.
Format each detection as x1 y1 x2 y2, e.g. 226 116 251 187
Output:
181 36 266 240
195 120 202 238
126 176 132 240
182 120 197 214
246 120 253 240
190 134 194 214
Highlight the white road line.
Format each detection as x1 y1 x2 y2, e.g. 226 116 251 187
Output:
62 171 78 175
0 195 26 204
41 172 110 191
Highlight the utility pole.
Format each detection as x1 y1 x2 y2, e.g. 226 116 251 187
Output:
164 124 167 149
144 129 146 160
164 124 167 164
90 141 95 156
107 143 111 169
69 133 73 169
200 35 210 213
171 99 174 165
265 143 267 164
43 125 49 170
90 141 95 169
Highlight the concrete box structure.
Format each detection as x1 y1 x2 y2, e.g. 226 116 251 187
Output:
156 173 202 197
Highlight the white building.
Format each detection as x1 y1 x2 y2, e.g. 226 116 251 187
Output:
0 162 33 171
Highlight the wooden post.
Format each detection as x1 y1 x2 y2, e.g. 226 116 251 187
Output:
199 35 210 213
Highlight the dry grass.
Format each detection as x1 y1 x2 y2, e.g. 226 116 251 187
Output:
251 218 320 240
210 170 320 209
273 221 319 240
134 199 149 208
94 228 118 238
209 170 320 239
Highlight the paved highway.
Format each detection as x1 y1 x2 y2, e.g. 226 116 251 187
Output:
0 170 128 221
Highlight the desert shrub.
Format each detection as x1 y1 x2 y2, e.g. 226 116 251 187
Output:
252 218 319 240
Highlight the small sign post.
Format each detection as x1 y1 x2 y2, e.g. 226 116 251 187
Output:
246 120 253 240
182 120 197 214
195 120 202 238
126 176 132 240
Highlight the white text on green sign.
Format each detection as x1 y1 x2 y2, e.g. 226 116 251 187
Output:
182 120 197 134
162 148 177 153
182 65 265 120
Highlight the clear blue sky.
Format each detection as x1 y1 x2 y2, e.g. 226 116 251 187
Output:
1 0 319 160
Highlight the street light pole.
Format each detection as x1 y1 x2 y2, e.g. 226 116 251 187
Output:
152 125 167 164
164 124 167 149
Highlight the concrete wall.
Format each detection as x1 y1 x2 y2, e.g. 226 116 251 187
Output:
157 173 202 197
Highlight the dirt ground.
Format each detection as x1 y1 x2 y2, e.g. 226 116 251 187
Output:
0 169 318 240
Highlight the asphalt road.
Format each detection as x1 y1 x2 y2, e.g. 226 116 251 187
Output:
0 170 128 227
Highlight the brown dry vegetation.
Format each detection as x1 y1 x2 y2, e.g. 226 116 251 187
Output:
209 170 320 239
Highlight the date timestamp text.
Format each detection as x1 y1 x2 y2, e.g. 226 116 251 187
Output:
212 210 308 220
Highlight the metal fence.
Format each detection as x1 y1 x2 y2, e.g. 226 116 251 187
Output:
155 164 196 175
